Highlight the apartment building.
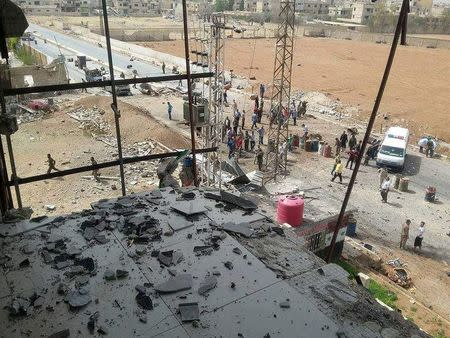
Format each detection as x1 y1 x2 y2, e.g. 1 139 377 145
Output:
295 0 330 16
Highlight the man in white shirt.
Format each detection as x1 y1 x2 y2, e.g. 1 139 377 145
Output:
414 222 425 252
380 176 391 203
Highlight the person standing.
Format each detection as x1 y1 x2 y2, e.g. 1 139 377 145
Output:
340 131 348 150
346 148 358 170
232 114 239 134
259 83 265 98
331 160 343 183
235 133 243 157
413 222 425 252
227 137 235 159
287 134 294 152
244 131 250 151
162 62 166 74
348 134 357 150
223 90 228 104
258 126 265 145
224 116 231 129
301 124 308 138
46 154 60 174
226 127 234 142
356 140 362 153
331 153 341 175
91 157 100 182
380 176 391 203
334 137 341 155
290 101 298 126
378 167 388 187
250 131 256 151
251 111 258 129
232 99 238 113
255 146 264 171
167 102 173 120
400 219 411 249
241 110 246 130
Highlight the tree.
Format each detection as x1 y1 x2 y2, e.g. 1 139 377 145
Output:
227 0 235 11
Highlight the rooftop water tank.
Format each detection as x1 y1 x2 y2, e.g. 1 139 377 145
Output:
277 195 304 227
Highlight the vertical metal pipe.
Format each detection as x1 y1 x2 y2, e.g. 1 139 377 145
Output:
5 135 22 208
0 68 21 209
326 0 409 263
181 0 199 187
0 136 13 211
101 0 126 196
400 2 409 46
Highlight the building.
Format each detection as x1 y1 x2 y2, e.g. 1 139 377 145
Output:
111 0 161 16
20 0 61 15
295 0 330 17
410 0 433 16
350 1 376 24
328 5 352 18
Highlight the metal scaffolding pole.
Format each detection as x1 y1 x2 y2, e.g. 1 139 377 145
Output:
265 0 295 182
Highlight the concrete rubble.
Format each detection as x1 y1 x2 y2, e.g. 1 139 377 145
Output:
0 188 428 337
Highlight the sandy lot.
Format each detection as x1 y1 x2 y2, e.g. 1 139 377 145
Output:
144 37 450 143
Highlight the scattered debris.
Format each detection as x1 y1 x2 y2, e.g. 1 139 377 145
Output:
179 302 200 322
155 274 192 293
224 261 234 270
232 247 242 255
198 276 217 295
104 269 116 281
116 269 129 279
135 293 153 310
67 288 91 308
280 300 290 309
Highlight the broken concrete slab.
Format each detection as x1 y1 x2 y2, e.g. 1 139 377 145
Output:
116 269 129 279
155 274 192 293
171 201 208 216
67 288 91 308
158 250 184 267
179 302 200 322
168 219 194 232
48 329 70 338
220 222 254 238
198 276 217 295
136 293 153 310
104 269 116 281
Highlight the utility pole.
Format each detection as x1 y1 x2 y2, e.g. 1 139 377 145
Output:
265 0 295 182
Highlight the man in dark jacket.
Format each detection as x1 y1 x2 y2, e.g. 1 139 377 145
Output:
340 131 348 150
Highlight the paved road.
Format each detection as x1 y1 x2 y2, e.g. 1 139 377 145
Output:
27 24 187 89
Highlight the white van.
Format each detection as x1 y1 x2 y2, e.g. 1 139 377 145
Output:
376 126 409 171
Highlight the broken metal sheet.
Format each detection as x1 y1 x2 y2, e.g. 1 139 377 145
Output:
179 302 200 322
221 158 246 177
168 219 194 232
182 281 339 337
220 222 254 238
0 217 55 237
171 201 208 216
220 191 257 210
228 174 251 185
198 276 217 295
155 274 192 293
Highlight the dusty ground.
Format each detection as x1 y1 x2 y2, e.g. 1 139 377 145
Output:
6 93 190 216
410 34 450 41
144 37 450 145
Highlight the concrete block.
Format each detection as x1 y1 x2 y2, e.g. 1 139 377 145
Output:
357 272 371 288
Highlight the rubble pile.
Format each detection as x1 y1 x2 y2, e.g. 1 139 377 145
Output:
67 105 111 137
293 91 352 120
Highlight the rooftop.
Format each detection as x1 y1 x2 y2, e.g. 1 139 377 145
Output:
0 188 426 337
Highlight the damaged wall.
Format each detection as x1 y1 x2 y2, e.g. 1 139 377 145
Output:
7 61 68 88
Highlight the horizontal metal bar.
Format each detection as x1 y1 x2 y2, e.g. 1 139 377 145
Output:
3 72 214 96
8 147 217 186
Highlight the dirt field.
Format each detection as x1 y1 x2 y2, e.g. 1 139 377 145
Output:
144 37 450 144
7 94 189 215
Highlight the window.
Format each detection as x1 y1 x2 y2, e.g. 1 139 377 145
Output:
380 145 404 157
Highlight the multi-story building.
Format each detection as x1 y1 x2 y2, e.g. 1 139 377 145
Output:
295 0 330 16
410 0 433 16
328 5 352 18
21 0 61 15
349 1 375 23
112 0 161 16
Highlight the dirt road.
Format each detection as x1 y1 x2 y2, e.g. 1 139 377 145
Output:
145 37 450 144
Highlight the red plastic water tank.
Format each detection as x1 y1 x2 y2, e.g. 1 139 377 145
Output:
277 195 304 227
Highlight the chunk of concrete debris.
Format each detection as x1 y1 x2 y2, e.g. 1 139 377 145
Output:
66 246 82 257
48 329 70 338
97 326 108 335
45 205 56 211
57 283 69 295
74 257 95 272
75 275 90 288
83 227 99 241
67 288 91 308
179 302 200 322
135 293 153 310
104 269 116 281
168 269 177 276
155 274 192 293
135 285 146 294
33 296 45 308
22 244 34 254
8 297 31 316
19 258 30 268
56 261 72 270
42 251 53 264
95 234 109 244
158 250 184 267
232 247 242 255
139 314 147 323
224 261 234 270
279 300 290 309
198 276 217 295
116 269 129 279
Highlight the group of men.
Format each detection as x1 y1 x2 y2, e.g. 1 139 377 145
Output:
400 219 426 252
47 154 100 182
